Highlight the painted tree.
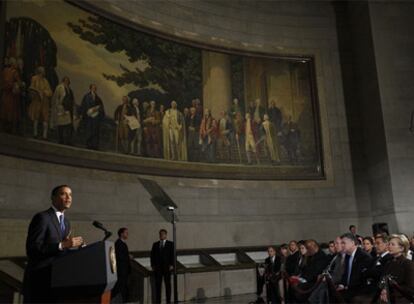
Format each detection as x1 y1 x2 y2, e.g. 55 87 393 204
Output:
68 15 202 108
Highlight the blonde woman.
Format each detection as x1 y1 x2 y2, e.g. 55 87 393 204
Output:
380 234 414 303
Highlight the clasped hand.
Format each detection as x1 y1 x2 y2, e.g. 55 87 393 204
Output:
62 236 84 249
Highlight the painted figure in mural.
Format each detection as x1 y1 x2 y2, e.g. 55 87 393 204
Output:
244 113 259 165
162 101 187 161
0 57 22 134
283 116 301 163
233 111 245 163
261 114 280 164
114 96 131 153
143 100 162 158
186 107 201 162
268 98 283 132
128 98 143 155
79 84 105 150
50 76 76 145
230 98 242 119
199 109 217 163
217 111 234 160
253 98 265 125
159 104 165 120
194 98 203 122
28 66 53 139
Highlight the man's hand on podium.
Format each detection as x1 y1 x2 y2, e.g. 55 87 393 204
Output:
62 236 84 249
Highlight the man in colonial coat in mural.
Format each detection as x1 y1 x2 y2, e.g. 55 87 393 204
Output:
50 76 76 145
114 96 131 154
0 57 21 134
28 66 53 139
162 101 187 161
128 98 143 156
261 114 280 164
143 100 162 158
244 113 259 165
79 84 105 150
199 109 217 163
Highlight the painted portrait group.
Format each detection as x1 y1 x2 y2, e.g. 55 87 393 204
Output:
0 0 324 179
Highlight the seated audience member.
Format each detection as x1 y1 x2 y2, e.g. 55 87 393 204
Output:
286 240 300 276
336 233 372 303
362 233 393 300
362 236 377 258
290 240 329 302
380 234 414 304
264 246 282 304
278 243 289 303
328 240 337 260
294 241 309 276
308 236 346 304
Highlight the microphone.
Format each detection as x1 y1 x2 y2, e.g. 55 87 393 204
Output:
92 221 112 241
92 220 107 231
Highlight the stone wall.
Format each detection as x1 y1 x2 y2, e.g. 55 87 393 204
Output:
368 2 414 233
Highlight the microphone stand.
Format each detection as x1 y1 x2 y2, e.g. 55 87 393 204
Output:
103 230 112 242
168 207 178 304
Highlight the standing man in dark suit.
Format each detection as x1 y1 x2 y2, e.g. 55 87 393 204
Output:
112 227 131 303
23 185 84 303
151 229 174 304
337 233 372 302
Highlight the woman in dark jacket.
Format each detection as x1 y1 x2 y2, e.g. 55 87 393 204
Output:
380 234 414 304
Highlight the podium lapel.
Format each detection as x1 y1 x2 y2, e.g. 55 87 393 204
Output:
47 208 62 241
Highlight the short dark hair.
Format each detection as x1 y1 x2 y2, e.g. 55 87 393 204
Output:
118 227 128 237
341 232 358 244
51 185 70 199
159 229 167 234
374 233 389 243
349 225 356 231
328 240 335 245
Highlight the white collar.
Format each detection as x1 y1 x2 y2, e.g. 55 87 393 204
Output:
51 205 64 221
350 248 357 258
381 251 389 258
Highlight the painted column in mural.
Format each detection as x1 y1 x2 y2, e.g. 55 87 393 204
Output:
202 50 232 119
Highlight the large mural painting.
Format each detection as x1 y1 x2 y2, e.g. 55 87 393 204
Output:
0 0 324 179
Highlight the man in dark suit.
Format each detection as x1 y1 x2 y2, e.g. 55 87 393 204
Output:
264 246 282 304
151 229 174 304
337 233 372 302
360 234 393 301
23 185 84 303
112 227 131 303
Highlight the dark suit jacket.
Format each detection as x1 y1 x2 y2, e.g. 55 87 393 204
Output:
286 251 300 275
23 207 70 301
265 255 282 283
115 239 131 278
341 247 372 291
150 240 174 273
363 252 393 292
301 250 329 283
25 207 70 271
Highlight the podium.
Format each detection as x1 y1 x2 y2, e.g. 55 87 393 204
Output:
50 241 117 303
